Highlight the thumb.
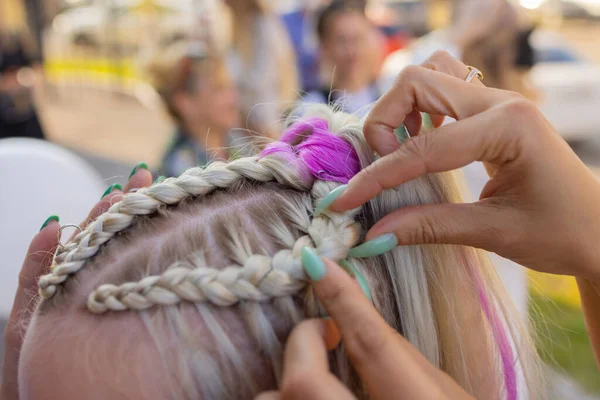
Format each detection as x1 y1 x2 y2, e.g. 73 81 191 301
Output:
366 202 505 251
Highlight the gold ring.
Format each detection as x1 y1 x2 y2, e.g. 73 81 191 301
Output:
465 66 484 83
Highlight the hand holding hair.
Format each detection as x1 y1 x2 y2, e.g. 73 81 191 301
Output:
333 51 600 282
256 257 474 400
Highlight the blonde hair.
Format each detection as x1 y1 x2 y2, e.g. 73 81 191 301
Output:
35 106 542 399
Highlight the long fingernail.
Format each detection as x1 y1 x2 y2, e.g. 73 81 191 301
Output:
154 175 166 184
301 247 326 281
348 233 398 258
422 113 433 130
339 260 372 301
314 184 348 216
101 183 123 199
129 162 149 179
40 215 59 231
394 123 410 143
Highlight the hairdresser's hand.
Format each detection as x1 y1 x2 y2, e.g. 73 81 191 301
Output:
0 165 153 400
255 258 474 400
332 51 600 281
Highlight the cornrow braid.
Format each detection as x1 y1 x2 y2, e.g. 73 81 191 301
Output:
38 156 363 312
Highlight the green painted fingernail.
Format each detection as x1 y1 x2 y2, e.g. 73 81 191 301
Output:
422 113 433 130
314 184 348 216
349 233 398 258
394 123 410 143
101 183 123 199
301 247 327 281
40 215 59 231
339 260 372 301
129 162 149 179
154 175 166 183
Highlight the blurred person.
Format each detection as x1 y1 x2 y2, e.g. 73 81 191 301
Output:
403 0 535 96
303 0 385 117
225 0 299 140
0 30 44 140
144 41 240 177
281 0 323 92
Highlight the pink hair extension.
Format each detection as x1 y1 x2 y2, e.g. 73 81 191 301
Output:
261 117 360 184
467 253 518 400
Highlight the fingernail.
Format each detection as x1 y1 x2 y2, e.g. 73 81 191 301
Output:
40 215 59 231
394 123 410 143
422 113 433 130
348 233 398 258
101 183 123 199
339 260 372 301
314 184 348 216
129 162 149 179
154 175 166 183
301 247 327 281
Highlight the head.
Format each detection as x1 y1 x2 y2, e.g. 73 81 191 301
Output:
22 106 542 399
145 41 240 136
317 1 373 84
224 0 270 14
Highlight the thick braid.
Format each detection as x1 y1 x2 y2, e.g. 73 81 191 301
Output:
39 156 315 299
87 190 361 313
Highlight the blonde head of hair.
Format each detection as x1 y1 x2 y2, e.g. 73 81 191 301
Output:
25 106 543 399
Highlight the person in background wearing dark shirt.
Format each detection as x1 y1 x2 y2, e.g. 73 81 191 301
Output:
0 32 45 140
303 1 385 117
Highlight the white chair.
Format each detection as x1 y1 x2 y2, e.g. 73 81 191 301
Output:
0 138 105 317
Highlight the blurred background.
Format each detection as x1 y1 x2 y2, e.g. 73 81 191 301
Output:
1 0 600 397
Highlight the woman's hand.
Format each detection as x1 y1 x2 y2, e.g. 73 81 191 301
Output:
0 166 153 400
256 258 474 400
333 52 600 282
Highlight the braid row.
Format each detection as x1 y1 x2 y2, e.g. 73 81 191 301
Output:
39 156 357 300
87 202 360 313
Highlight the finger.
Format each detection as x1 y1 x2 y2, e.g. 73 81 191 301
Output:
405 52 469 135
12 221 59 320
2 220 60 397
430 114 445 128
420 51 498 174
254 392 280 400
364 65 507 156
404 109 422 137
281 319 353 400
68 188 124 242
366 202 505 250
311 258 451 399
124 164 152 193
333 105 523 211
420 50 484 88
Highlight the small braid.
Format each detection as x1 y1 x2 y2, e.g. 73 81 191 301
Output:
87 208 360 313
39 156 362 310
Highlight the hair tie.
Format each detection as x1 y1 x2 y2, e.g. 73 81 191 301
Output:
261 117 360 184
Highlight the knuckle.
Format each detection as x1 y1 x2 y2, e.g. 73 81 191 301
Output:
395 64 422 86
412 213 442 244
318 278 352 311
498 98 546 138
423 50 453 70
281 370 316 400
398 135 432 167
503 90 527 102
343 322 389 365
501 98 536 116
